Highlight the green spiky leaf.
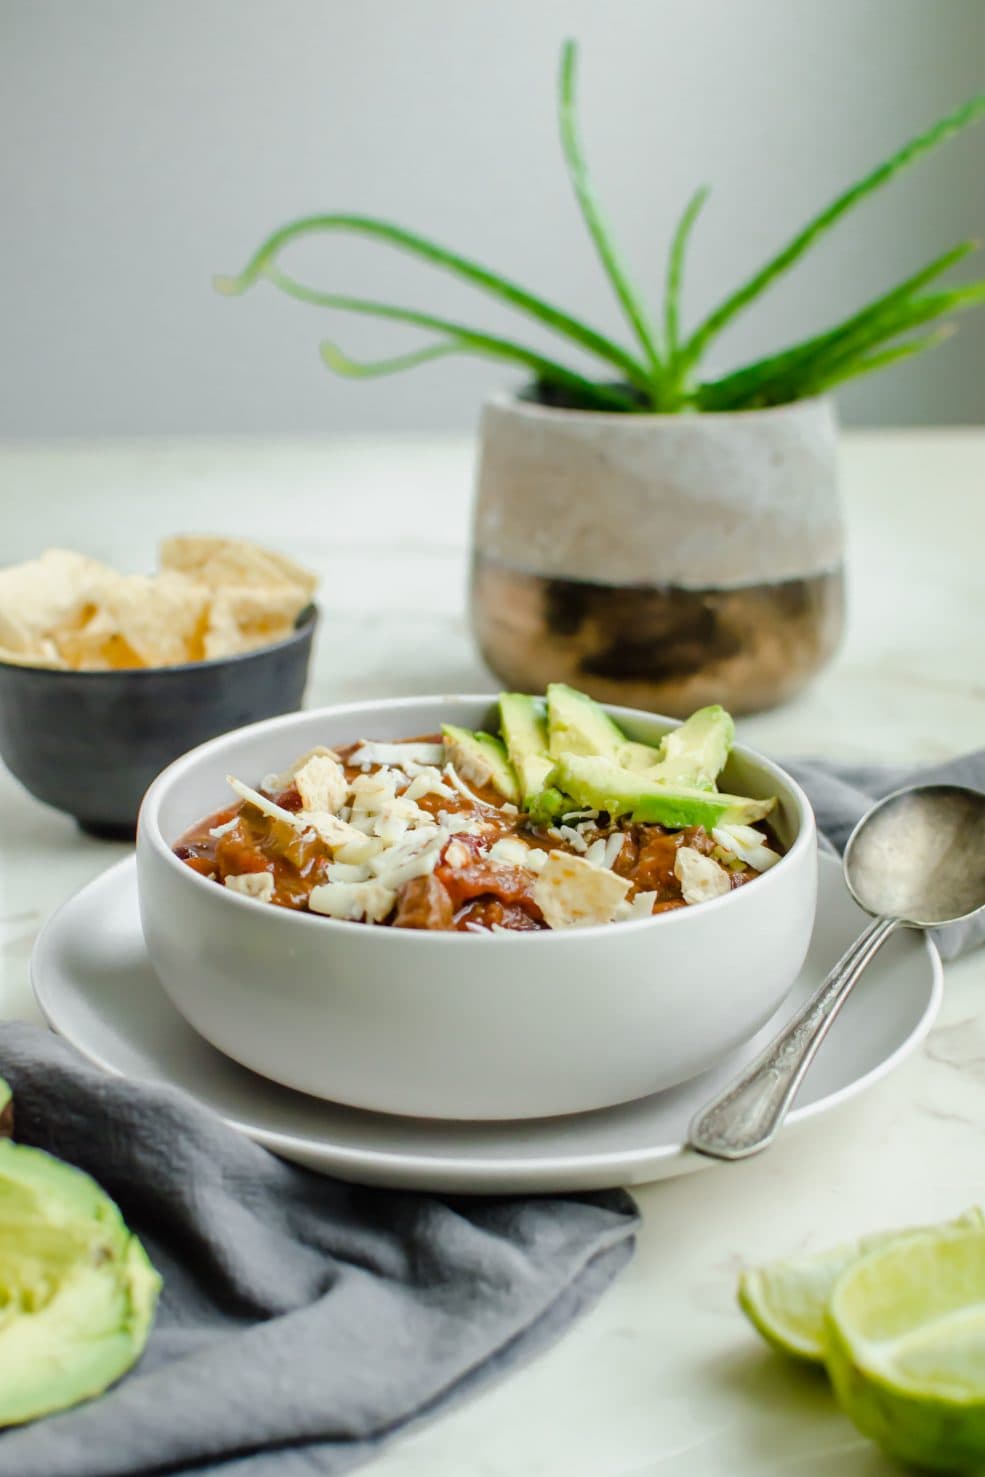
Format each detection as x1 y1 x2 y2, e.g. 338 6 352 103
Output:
680 91 985 373
557 40 664 387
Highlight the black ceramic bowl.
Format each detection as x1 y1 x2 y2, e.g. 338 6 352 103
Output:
0 606 317 839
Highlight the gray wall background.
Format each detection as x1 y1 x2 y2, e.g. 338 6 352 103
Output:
2 0 984 436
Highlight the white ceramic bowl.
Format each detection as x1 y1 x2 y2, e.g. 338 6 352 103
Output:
136 695 818 1120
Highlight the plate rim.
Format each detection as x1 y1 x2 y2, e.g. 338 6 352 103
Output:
30 854 943 1189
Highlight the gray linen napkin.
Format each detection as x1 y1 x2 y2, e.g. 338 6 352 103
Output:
786 748 985 960
0 1024 636 1477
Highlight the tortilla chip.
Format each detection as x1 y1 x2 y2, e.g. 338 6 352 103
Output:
0 537 316 671
160 535 317 601
54 609 143 670
56 572 209 669
0 549 116 650
0 641 68 670
203 584 304 659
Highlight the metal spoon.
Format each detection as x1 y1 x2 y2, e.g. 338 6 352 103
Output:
688 783 985 1161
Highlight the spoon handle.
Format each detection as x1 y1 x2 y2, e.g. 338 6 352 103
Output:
688 914 901 1161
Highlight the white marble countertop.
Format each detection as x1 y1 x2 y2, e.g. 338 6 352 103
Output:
0 427 983 1475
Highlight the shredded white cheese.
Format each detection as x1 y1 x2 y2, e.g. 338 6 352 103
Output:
603 833 625 870
227 777 303 830
208 817 239 839
348 740 445 770
309 880 396 923
404 766 455 802
335 833 385 865
488 837 531 867
349 769 399 817
326 861 373 883
444 763 493 808
296 810 367 851
224 871 275 903
674 847 732 906
615 890 658 921
558 824 589 854
436 810 483 835
375 813 409 847
712 824 781 872
443 839 471 869
369 828 445 889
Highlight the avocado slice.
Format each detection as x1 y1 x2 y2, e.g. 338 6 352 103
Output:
0 1131 160 1426
553 753 775 829
546 683 627 759
646 705 735 791
442 724 520 804
498 694 555 808
616 706 735 786
616 738 666 772
526 785 574 826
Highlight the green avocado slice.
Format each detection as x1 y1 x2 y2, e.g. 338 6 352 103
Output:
615 738 665 771
525 786 574 825
643 705 735 791
546 683 627 759
0 1136 160 1427
498 694 555 808
553 753 775 828
442 724 520 804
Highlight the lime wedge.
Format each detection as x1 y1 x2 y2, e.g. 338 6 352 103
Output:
826 1227 985 1470
738 1207 984 1363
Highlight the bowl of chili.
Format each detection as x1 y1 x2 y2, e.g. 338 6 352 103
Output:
136 694 817 1120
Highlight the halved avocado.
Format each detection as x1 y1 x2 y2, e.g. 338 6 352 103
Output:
498 694 555 808
554 753 775 829
546 683 627 759
442 724 520 804
0 1102 160 1427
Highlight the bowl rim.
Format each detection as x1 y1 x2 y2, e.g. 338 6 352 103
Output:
138 693 817 944
0 604 318 679
488 387 835 428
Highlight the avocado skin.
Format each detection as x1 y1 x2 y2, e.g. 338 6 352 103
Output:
497 694 555 806
554 753 775 828
0 1136 160 1426
442 723 521 804
546 683 627 759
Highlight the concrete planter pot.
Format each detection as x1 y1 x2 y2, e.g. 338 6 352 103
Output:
470 392 845 716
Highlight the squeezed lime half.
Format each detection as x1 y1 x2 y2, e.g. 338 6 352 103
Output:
738 1208 985 1364
825 1227 985 1471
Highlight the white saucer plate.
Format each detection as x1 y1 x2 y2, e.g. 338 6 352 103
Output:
31 853 941 1194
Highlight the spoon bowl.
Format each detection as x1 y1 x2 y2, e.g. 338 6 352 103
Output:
691 781 985 1160
844 783 985 927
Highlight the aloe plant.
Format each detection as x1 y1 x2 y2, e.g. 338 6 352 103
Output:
217 40 985 413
